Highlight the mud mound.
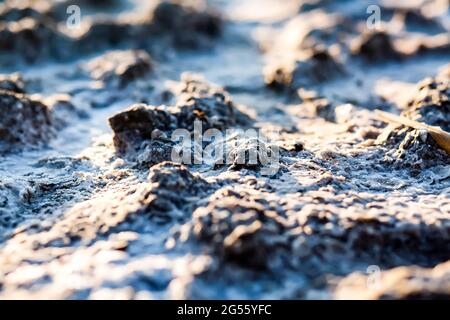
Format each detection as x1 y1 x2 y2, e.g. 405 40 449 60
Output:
264 48 344 90
182 187 289 269
351 31 403 61
404 77 450 131
378 74 450 171
151 0 222 48
173 74 252 130
268 10 353 52
109 104 175 157
0 0 223 63
83 50 153 87
143 162 213 223
382 128 449 172
0 73 26 93
108 75 253 163
0 91 53 154
287 192 450 270
335 261 450 299
0 16 69 63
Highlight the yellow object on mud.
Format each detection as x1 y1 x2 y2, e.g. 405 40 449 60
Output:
375 110 450 155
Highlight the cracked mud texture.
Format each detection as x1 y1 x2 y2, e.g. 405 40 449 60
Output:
0 0 449 300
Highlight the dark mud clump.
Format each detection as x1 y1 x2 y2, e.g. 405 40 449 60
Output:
403 77 450 131
172 74 252 131
108 75 252 164
378 74 450 171
183 187 289 270
0 90 53 154
73 1 225 55
0 16 69 63
261 10 351 92
264 48 344 91
382 128 448 172
0 0 223 63
83 50 153 87
286 194 450 271
108 104 176 163
351 31 403 62
141 162 213 223
56 162 212 240
151 0 222 48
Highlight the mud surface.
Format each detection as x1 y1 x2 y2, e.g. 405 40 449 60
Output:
0 0 449 299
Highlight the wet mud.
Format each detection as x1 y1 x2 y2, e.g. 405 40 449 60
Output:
0 0 449 299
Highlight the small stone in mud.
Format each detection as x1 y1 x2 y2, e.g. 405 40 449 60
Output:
83 50 153 87
0 91 53 154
